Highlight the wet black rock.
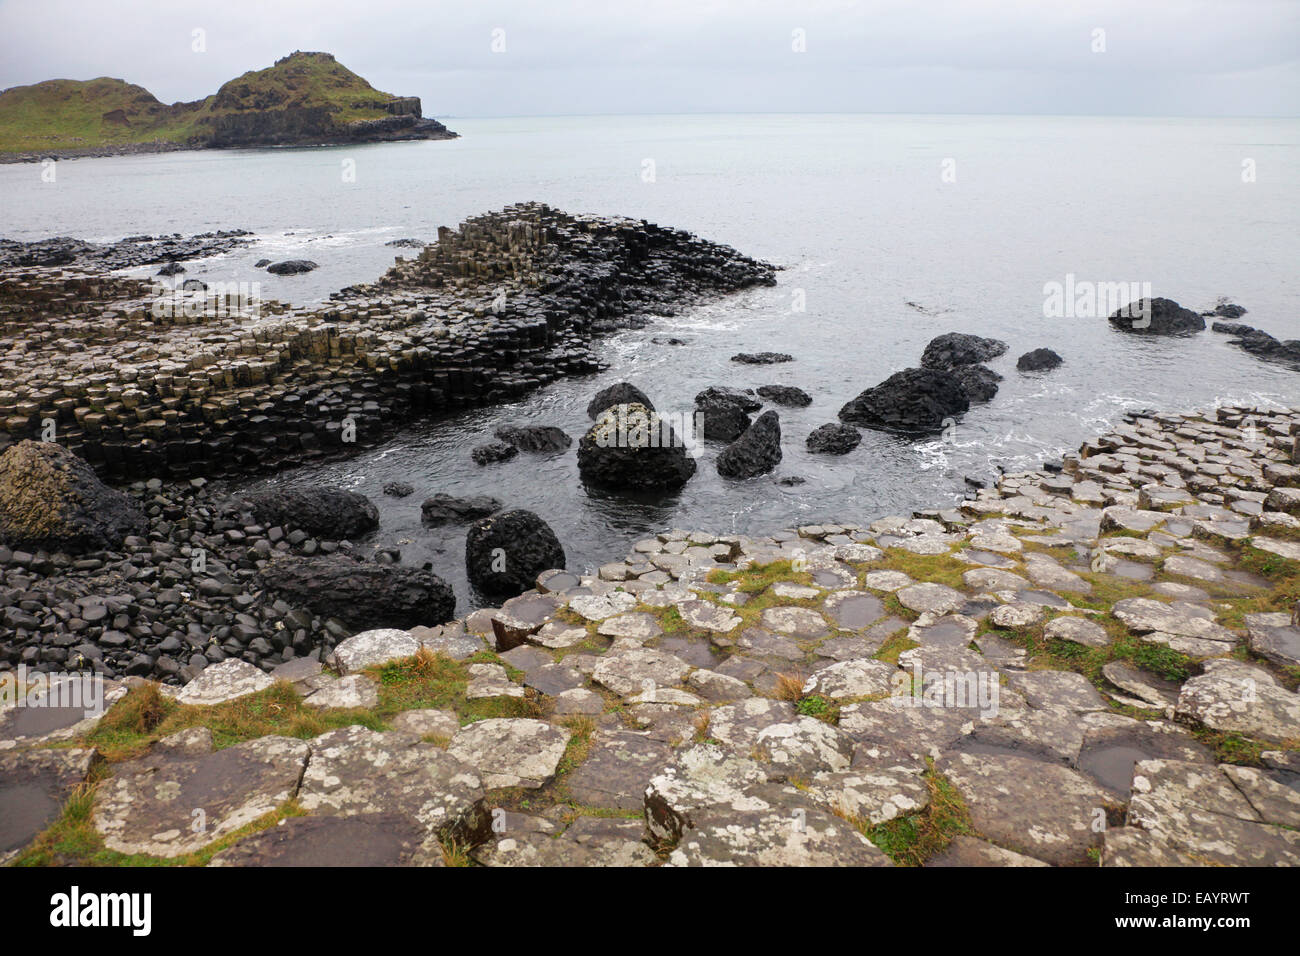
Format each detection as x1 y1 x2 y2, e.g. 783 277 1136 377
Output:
1202 300 1247 319
382 482 415 498
920 333 1009 370
838 367 969 435
156 262 185 276
695 396 751 442
0 230 253 271
1108 297 1206 335
776 476 806 487
421 494 502 527
0 440 148 553
265 259 319 275
259 554 455 630
577 403 698 491
587 382 654 419
717 411 782 479
951 364 1002 403
254 258 271 268
732 352 793 365
756 385 811 407
385 238 426 249
494 424 572 454
695 386 761 413
1212 323 1300 368
651 336 688 346
471 441 519 466
243 488 379 540
806 423 861 455
465 510 565 597
1017 348 1063 372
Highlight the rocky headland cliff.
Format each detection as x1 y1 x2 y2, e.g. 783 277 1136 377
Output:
0 51 456 161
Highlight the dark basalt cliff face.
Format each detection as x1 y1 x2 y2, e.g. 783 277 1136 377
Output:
204 102 453 147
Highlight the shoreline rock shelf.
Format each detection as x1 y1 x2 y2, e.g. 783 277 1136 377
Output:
3 401 1299 867
0 202 776 482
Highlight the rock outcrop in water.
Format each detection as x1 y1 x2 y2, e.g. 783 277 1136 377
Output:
716 411 783 479
0 203 775 481
838 368 970 434
1108 297 1205 335
577 404 699 491
465 510 565 597
1212 321 1300 370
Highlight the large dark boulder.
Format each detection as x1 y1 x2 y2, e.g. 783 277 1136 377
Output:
465 510 565 597
259 554 455 630
695 386 761 413
732 352 793 365
243 487 379 539
577 404 698 491
1108 297 1205 335
265 259 318 275
695 397 752 442
920 333 1008 370
421 494 502 527
806 423 861 455
0 440 147 553
1016 348 1063 372
717 411 782 479
494 425 572 454
756 385 812 407
838 367 969 434
471 441 518 465
587 382 653 419
951 364 1002 403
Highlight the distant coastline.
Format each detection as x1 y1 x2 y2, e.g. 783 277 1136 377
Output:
0 51 457 163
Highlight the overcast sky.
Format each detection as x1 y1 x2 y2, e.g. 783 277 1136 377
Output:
1 0 1297 117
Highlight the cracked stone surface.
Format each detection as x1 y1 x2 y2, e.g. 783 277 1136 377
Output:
95 735 309 858
174 659 275 706
448 718 571 789
329 628 421 674
299 725 490 845
0 747 99 863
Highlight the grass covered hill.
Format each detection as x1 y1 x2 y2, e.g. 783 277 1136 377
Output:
0 51 454 157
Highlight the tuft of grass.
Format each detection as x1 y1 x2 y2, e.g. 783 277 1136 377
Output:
773 672 805 702
842 766 975 866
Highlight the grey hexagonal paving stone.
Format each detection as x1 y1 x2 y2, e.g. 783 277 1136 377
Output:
754 717 854 776
1175 659 1300 744
644 743 770 843
1127 758 1300 865
303 674 379 710
96 735 309 858
175 659 275 706
676 599 742 632
447 718 572 789
896 582 965 616
1111 598 1238 646
1245 612 1300 668
1004 670 1107 714
564 730 674 810
0 678 126 747
0 747 99 864
210 813 444 867
389 708 460 739
821 590 886 630
803 658 897 699
803 766 929 826
591 647 692 697
664 786 892 867
1044 615 1110 649
299 725 490 846
734 626 804 661
707 698 797 751
937 751 1113 866
329 629 421 674
926 835 1050 867
1220 764 1300 828
596 612 663 642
